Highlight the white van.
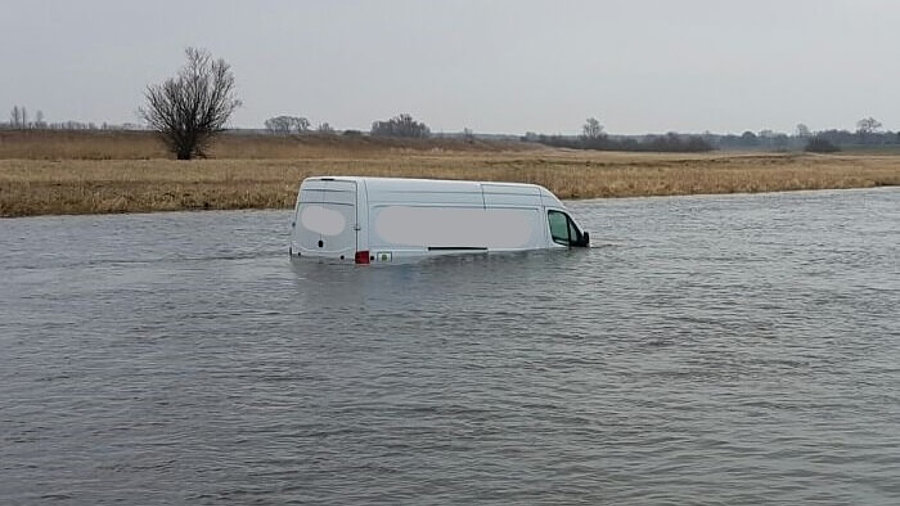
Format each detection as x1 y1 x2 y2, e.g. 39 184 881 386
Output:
290 176 589 263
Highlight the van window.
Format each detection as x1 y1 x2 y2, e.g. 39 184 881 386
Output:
549 210 585 246
548 210 570 245
568 219 581 243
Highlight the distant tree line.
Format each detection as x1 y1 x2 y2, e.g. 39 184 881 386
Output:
1 106 146 131
520 117 900 153
522 118 714 152
263 112 433 138
711 118 899 153
524 131 715 153
8 92 900 157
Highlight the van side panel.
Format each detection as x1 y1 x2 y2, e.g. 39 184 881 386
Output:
371 206 540 251
481 183 546 250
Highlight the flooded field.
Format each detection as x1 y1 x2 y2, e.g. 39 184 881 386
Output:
1 188 898 504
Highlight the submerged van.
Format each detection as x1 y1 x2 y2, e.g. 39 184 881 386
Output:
290 176 589 263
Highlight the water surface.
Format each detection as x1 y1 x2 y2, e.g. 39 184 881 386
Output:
1 188 899 504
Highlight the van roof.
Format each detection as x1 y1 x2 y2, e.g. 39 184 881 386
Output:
305 176 555 193
302 176 564 207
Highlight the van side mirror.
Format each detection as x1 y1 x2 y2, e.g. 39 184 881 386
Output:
581 231 590 247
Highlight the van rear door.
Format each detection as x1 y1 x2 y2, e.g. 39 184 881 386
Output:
296 179 358 259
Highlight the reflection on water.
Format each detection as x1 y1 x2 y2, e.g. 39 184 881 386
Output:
1 189 899 504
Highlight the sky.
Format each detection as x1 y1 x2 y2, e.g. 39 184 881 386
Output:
2 0 899 135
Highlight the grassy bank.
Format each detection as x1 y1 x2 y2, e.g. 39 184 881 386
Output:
1 131 899 217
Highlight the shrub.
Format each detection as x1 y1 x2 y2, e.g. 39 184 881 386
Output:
805 136 840 153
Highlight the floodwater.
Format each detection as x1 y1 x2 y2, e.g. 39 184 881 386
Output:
1 188 898 505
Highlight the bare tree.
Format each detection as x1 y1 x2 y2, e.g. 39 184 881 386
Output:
9 106 30 128
265 115 310 134
856 117 882 134
580 117 608 149
371 114 430 138
795 123 811 138
316 122 335 134
265 116 293 134
582 117 604 139
805 136 840 153
140 47 242 160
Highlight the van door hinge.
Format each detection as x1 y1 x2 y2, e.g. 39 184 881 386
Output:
354 224 361 231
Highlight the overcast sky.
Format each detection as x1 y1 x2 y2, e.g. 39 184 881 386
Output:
2 0 899 135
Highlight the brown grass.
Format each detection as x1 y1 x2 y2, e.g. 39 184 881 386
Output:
1 131 899 217
0 130 534 160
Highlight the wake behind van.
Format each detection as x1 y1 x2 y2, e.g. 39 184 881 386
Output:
290 176 589 263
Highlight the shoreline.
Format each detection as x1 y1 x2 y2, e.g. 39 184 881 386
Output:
3 150 900 218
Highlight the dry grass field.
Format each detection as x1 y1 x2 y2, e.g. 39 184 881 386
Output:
1 131 899 217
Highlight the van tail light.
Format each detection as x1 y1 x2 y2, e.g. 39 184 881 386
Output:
355 251 370 264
